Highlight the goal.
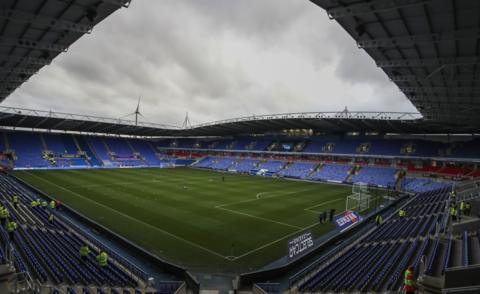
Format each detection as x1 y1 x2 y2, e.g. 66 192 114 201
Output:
346 182 371 212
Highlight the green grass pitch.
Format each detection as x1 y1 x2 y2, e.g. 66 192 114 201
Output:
13 167 363 272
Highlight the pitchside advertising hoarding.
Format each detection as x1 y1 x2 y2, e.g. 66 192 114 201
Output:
333 210 362 232
287 231 315 261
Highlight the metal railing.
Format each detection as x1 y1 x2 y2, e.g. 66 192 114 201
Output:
0 106 423 133
0 105 180 129
189 111 422 129
11 271 38 294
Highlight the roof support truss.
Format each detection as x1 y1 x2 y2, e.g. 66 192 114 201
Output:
0 54 51 66
377 56 480 68
0 8 93 33
326 0 430 19
103 0 132 8
358 29 480 48
0 77 27 83
14 115 29 128
390 74 480 82
51 119 68 130
0 36 68 52
0 67 38 75
400 86 480 94
33 117 51 128
409 95 477 101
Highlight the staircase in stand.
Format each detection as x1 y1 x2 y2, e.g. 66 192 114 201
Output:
38 133 48 151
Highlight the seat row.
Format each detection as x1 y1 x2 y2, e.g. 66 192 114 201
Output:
0 173 156 290
296 188 451 292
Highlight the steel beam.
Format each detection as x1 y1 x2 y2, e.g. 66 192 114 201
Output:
0 54 52 66
390 74 480 82
33 117 51 128
14 115 28 128
377 56 480 68
390 75 421 82
358 29 480 48
0 67 38 75
415 104 480 110
408 95 477 101
0 36 68 52
51 119 69 130
0 77 27 83
0 82 21 88
0 88 16 94
0 112 17 120
400 86 480 94
326 0 430 19
103 0 132 8
0 8 92 33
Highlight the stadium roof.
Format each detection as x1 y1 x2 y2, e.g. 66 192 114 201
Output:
1 0 479 136
1 106 479 136
311 0 480 127
0 106 181 136
0 0 131 102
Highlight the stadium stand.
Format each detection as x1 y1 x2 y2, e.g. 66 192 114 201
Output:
230 158 261 173
294 187 454 293
402 178 452 193
277 162 318 179
2 131 480 185
43 134 89 167
1 0 480 292
193 157 216 169
87 137 113 166
8 132 49 168
367 139 404 156
0 173 161 293
256 160 286 173
193 156 235 170
308 164 351 183
75 136 102 167
349 166 397 188
130 140 163 166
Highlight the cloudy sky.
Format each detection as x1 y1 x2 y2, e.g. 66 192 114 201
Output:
5 0 417 127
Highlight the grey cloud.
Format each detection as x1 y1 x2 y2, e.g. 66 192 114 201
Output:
5 0 417 127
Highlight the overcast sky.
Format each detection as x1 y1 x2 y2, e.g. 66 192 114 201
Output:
5 0 417 127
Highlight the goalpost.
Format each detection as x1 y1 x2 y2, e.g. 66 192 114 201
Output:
346 182 371 212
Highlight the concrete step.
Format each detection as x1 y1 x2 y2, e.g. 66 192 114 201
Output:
432 241 447 277
451 239 463 268
469 235 480 264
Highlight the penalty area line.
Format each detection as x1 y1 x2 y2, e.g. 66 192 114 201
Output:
231 221 319 261
217 188 318 208
304 198 344 214
215 206 302 230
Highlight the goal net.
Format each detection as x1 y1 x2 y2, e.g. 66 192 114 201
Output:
346 182 371 212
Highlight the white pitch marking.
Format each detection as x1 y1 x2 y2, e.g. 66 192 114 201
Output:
255 191 270 199
215 206 302 229
304 198 344 214
24 171 230 260
231 221 320 260
214 188 318 235
217 188 317 208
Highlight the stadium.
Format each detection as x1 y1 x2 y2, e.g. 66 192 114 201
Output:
0 0 479 293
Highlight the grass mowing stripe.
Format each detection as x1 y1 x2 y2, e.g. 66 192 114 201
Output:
14 168 362 272
215 206 302 230
304 198 345 214
217 188 319 208
23 171 230 260
233 222 319 260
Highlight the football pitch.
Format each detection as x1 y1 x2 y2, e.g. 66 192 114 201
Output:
13 167 374 272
